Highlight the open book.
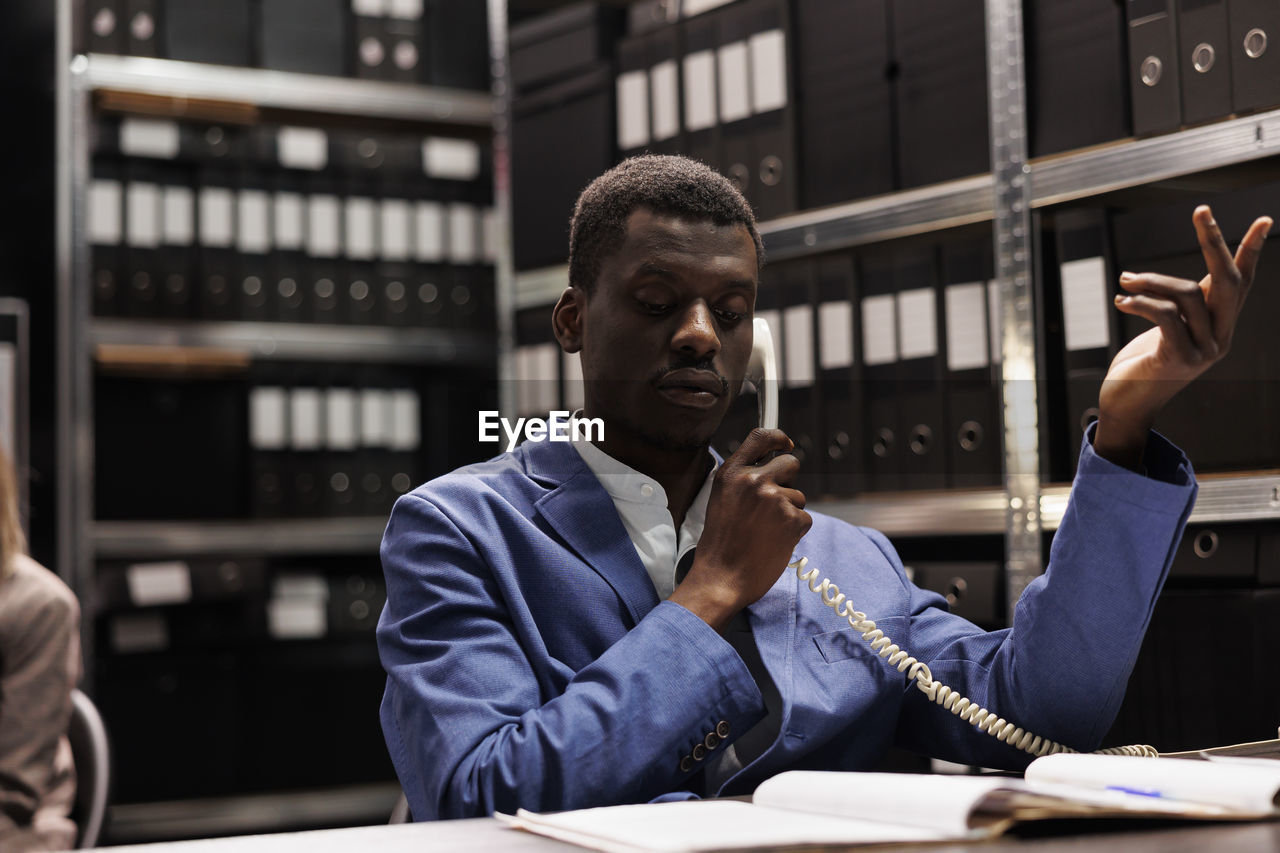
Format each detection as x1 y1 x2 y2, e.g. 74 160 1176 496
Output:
499 754 1280 853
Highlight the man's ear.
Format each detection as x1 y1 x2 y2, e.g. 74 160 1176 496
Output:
552 287 585 354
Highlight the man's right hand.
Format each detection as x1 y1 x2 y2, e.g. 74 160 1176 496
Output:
669 428 812 633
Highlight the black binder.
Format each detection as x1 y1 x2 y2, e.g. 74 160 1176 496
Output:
305 172 345 325
1227 0 1280 113
164 0 251 66
384 2 426 84
716 1 755 203
509 2 623 93
616 31 655 159
123 0 161 57
680 11 722 172
1127 0 1182 135
793 0 895 207
236 168 274 323
893 245 948 490
287 386 326 517
323 386 360 516
777 260 821 497
197 164 240 321
1025 0 1131 158
858 248 902 491
352 0 387 80
249 385 290 518
740 0 797 220
892 0 990 188
426 0 489 90
124 164 164 318
813 252 864 498
89 162 126 317
259 0 346 76
87 0 123 54
940 234 1002 489
1177 0 1232 125
158 170 197 319
269 170 309 324
648 24 684 156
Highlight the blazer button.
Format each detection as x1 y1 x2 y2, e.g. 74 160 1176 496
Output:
692 743 707 761
704 732 721 750
716 720 731 738
679 755 694 773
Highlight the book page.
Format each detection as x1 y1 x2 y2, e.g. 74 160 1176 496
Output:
503 800 956 853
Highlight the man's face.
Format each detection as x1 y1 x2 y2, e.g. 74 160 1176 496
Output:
577 208 758 451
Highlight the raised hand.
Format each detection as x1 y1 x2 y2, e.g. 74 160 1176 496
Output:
1094 205 1273 469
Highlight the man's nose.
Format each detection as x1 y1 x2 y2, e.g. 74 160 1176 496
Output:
671 302 720 359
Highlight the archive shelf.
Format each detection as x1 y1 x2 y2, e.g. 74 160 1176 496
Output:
92 517 389 559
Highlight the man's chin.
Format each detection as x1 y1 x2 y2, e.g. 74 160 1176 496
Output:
636 412 721 453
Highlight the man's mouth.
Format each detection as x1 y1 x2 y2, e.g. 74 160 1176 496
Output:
655 369 726 409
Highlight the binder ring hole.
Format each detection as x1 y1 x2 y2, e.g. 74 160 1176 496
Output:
1140 56 1163 87
728 163 750 193
945 577 968 607
1080 406 1101 434
1193 530 1219 559
92 8 116 37
1245 28 1268 59
360 36 386 68
829 430 850 460
958 420 984 452
873 428 894 459
130 11 154 41
909 425 933 456
1192 43 1216 73
759 155 783 187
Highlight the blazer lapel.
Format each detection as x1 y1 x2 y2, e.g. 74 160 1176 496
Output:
527 441 660 627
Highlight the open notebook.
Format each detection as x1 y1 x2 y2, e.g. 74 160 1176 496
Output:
499 753 1280 853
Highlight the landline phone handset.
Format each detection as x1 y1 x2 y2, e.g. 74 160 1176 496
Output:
745 319 1155 760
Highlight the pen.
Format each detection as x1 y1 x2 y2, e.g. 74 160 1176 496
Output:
1105 785 1166 799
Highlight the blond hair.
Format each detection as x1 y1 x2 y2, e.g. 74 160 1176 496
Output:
0 445 25 581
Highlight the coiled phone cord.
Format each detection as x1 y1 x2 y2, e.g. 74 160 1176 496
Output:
792 557 1158 759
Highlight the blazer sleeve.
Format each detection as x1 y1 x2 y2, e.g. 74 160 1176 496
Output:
377 493 765 821
888 428 1197 769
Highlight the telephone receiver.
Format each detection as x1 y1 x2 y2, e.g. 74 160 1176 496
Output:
745 317 779 432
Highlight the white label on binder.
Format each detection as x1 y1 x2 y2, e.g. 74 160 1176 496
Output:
352 0 386 15
651 60 680 141
389 389 421 451
387 0 422 19
345 197 377 260
944 282 990 371
237 190 271 254
289 388 324 451
380 199 412 261
88 180 123 245
562 350 585 412
896 287 938 360
199 187 235 248
273 192 305 251
717 41 751 124
988 280 1002 364
126 182 161 248
415 201 445 262
683 50 717 132
361 389 390 447
1061 257 1111 352
481 208 498 264
110 612 169 654
617 69 651 150
325 388 359 451
783 304 815 388
277 127 329 171
749 29 788 113
448 203 478 264
818 301 854 370
681 0 735 15
423 137 482 181
307 195 341 257
533 343 560 415
126 561 192 607
267 575 328 640
249 387 288 450
162 186 194 246
120 118 180 159
861 295 897 366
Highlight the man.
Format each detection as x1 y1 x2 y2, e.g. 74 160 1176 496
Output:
378 155 1272 821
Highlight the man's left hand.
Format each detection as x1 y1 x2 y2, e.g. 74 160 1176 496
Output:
1094 205 1273 470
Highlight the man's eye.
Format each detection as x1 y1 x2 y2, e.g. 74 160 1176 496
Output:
715 309 743 323
639 301 673 315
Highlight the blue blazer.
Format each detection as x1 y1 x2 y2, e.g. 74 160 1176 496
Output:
377 431 1196 821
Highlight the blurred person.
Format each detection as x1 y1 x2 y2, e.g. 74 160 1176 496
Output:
0 447 80 852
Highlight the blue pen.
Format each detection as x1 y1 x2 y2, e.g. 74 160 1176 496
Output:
1105 785 1166 799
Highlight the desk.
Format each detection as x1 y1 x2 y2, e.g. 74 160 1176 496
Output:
95 813 1280 853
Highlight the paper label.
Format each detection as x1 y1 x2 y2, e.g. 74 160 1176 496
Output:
267 597 327 640
944 282 990 371
249 386 288 450
120 118 179 159
681 0 735 15
389 389 421 451
651 60 680 141
345 197 377 260
351 0 386 16
423 137 482 181
448 203 478 264
750 29 788 113
237 190 272 254
199 187 235 248
307 195 341 258
861 295 897 366
988 281 1002 365
617 69 651 150
387 0 422 19
126 561 192 607
896 287 938 360
361 389 390 447
110 613 169 654
379 199 412 261
126 182 161 248
717 41 751 124
415 201 445 262
1061 257 1111 352
289 388 323 451
683 50 717 132
273 192 305 251
782 304 815 388
88 179 123 245
277 127 328 171
325 388 359 451
818 301 854 370
162 186 194 246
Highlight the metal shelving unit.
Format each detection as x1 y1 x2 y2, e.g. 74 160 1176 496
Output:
93 517 390 559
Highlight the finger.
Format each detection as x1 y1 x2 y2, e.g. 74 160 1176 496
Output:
1118 271 1215 354
757 451 802 486
777 486 806 511
1114 293 1199 361
1192 206 1245 341
732 428 793 466
1233 215 1274 295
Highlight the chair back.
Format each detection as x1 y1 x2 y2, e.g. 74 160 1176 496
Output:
67 688 110 848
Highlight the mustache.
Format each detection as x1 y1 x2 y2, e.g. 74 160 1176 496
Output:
650 358 730 396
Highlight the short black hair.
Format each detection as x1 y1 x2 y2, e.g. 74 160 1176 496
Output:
568 155 765 292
